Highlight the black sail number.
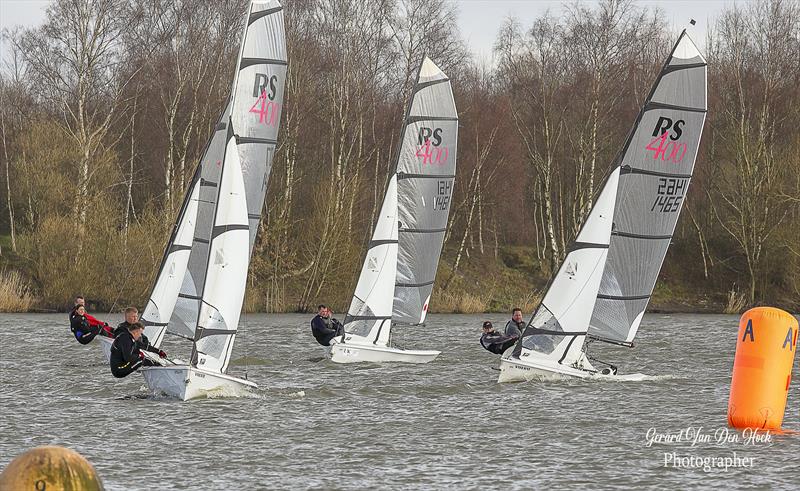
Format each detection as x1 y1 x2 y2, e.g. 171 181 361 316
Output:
651 177 688 213
433 180 451 211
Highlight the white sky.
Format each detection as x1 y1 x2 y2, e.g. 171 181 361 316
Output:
458 0 740 63
0 0 739 63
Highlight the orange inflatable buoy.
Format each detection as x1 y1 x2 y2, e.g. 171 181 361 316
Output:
728 307 799 430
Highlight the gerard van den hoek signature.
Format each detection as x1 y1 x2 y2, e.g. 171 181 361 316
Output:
646 427 772 447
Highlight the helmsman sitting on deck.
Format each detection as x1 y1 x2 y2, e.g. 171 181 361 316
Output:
110 322 167 378
112 306 160 351
504 308 526 338
311 304 344 346
69 297 114 344
480 321 518 355
113 306 140 337
70 305 114 344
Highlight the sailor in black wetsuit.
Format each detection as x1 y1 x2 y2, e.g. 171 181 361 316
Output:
113 306 140 337
70 305 112 345
310 304 344 346
110 322 166 378
69 295 85 322
480 321 518 355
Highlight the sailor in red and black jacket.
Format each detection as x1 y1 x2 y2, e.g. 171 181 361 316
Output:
110 322 166 378
70 305 113 345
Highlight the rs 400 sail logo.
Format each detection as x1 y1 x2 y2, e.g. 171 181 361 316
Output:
250 72 281 126
646 116 688 164
415 126 449 166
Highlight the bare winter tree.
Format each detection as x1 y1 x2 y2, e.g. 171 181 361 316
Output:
706 0 800 303
496 15 568 270
11 0 139 236
563 0 664 226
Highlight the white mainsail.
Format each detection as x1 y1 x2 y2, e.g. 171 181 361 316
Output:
341 57 458 349
187 0 286 373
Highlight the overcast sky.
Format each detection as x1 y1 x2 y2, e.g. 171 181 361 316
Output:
0 0 740 63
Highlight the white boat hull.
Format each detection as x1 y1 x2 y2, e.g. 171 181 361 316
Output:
98 335 113 363
141 365 257 401
498 354 597 381
329 342 440 364
498 354 645 382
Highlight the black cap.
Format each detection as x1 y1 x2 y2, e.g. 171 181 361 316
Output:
482 321 493 328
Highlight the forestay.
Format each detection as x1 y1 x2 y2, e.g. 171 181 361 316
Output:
342 57 458 344
587 31 707 345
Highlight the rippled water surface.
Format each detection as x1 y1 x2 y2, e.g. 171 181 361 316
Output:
1 313 799 489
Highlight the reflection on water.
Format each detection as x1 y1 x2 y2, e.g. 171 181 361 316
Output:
1 313 798 489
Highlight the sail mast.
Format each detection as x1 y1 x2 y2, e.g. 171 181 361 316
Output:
339 58 423 344
341 56 458 347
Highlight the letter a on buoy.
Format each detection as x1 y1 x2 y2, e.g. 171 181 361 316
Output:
783 327 794 350
728 307 799 430
742 319 754 342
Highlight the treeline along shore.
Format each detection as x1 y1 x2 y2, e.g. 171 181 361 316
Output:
0 0 798 314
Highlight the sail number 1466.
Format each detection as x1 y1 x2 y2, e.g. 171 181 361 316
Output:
433 180 451 211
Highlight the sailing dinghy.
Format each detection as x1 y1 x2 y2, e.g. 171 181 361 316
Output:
329 57 458 364
126 0 286 399
499 30 707 381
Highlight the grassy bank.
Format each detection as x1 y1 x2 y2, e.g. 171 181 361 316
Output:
0 233 769 315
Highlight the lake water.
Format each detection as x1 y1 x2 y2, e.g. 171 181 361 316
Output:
1 313 798 489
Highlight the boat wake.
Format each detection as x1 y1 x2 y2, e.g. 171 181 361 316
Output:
199 385 260 399
515 372 680 384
